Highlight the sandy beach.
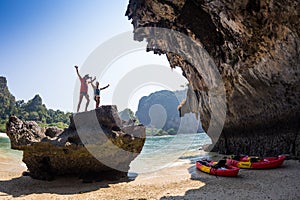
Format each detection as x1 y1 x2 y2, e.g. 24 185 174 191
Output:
0 156 299 200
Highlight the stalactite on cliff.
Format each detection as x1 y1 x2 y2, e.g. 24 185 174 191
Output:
126 0 300 157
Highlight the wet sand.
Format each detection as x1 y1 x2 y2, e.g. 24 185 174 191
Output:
0 157 299 200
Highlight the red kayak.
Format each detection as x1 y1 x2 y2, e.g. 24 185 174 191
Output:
226 155 286 169
196 159 240 177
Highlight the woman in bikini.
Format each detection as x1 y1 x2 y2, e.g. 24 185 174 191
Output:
90 77 110 108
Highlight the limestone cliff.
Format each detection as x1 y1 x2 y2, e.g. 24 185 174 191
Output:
136 89 203 133
6 105 146 180
126 0 300 157
0 76 16 120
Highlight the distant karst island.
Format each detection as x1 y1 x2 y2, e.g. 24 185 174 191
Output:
134 89 203 136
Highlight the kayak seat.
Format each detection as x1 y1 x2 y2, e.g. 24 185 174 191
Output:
198 160 208 165
211 159 226 169
230 155 240 161
250 157 260 163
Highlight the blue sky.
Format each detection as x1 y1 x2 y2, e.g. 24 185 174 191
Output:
0 0 187 112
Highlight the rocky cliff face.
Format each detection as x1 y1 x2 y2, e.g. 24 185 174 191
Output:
6 105 146 180
126 0 300 157
0 76 16 120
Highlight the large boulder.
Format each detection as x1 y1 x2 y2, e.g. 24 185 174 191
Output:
6 105 146 180
126 0 300 157
6 116 45 150
45 126 63 138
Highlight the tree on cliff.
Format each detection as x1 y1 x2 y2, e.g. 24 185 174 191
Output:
18 95 47 121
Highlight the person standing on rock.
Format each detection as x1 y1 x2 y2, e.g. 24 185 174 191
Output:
75 65 94 112
90 77 110 108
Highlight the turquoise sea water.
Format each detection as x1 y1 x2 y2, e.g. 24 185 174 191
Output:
0 133 23 160
142 133 211 154
0 132 211 173
0 133 25 173
130 133 211 173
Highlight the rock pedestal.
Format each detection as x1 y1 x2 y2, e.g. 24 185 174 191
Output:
6 105 146 180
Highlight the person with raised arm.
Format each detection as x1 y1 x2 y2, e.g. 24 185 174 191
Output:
75 65 94 112
90 77 110 108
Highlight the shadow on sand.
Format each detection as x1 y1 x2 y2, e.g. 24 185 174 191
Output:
160 160 296 200
0 174 135 198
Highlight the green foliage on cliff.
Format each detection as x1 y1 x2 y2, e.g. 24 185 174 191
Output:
0 77 16 120
38 121 68 129
0 119 6 133
11 95 71 125
0 76 70 132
